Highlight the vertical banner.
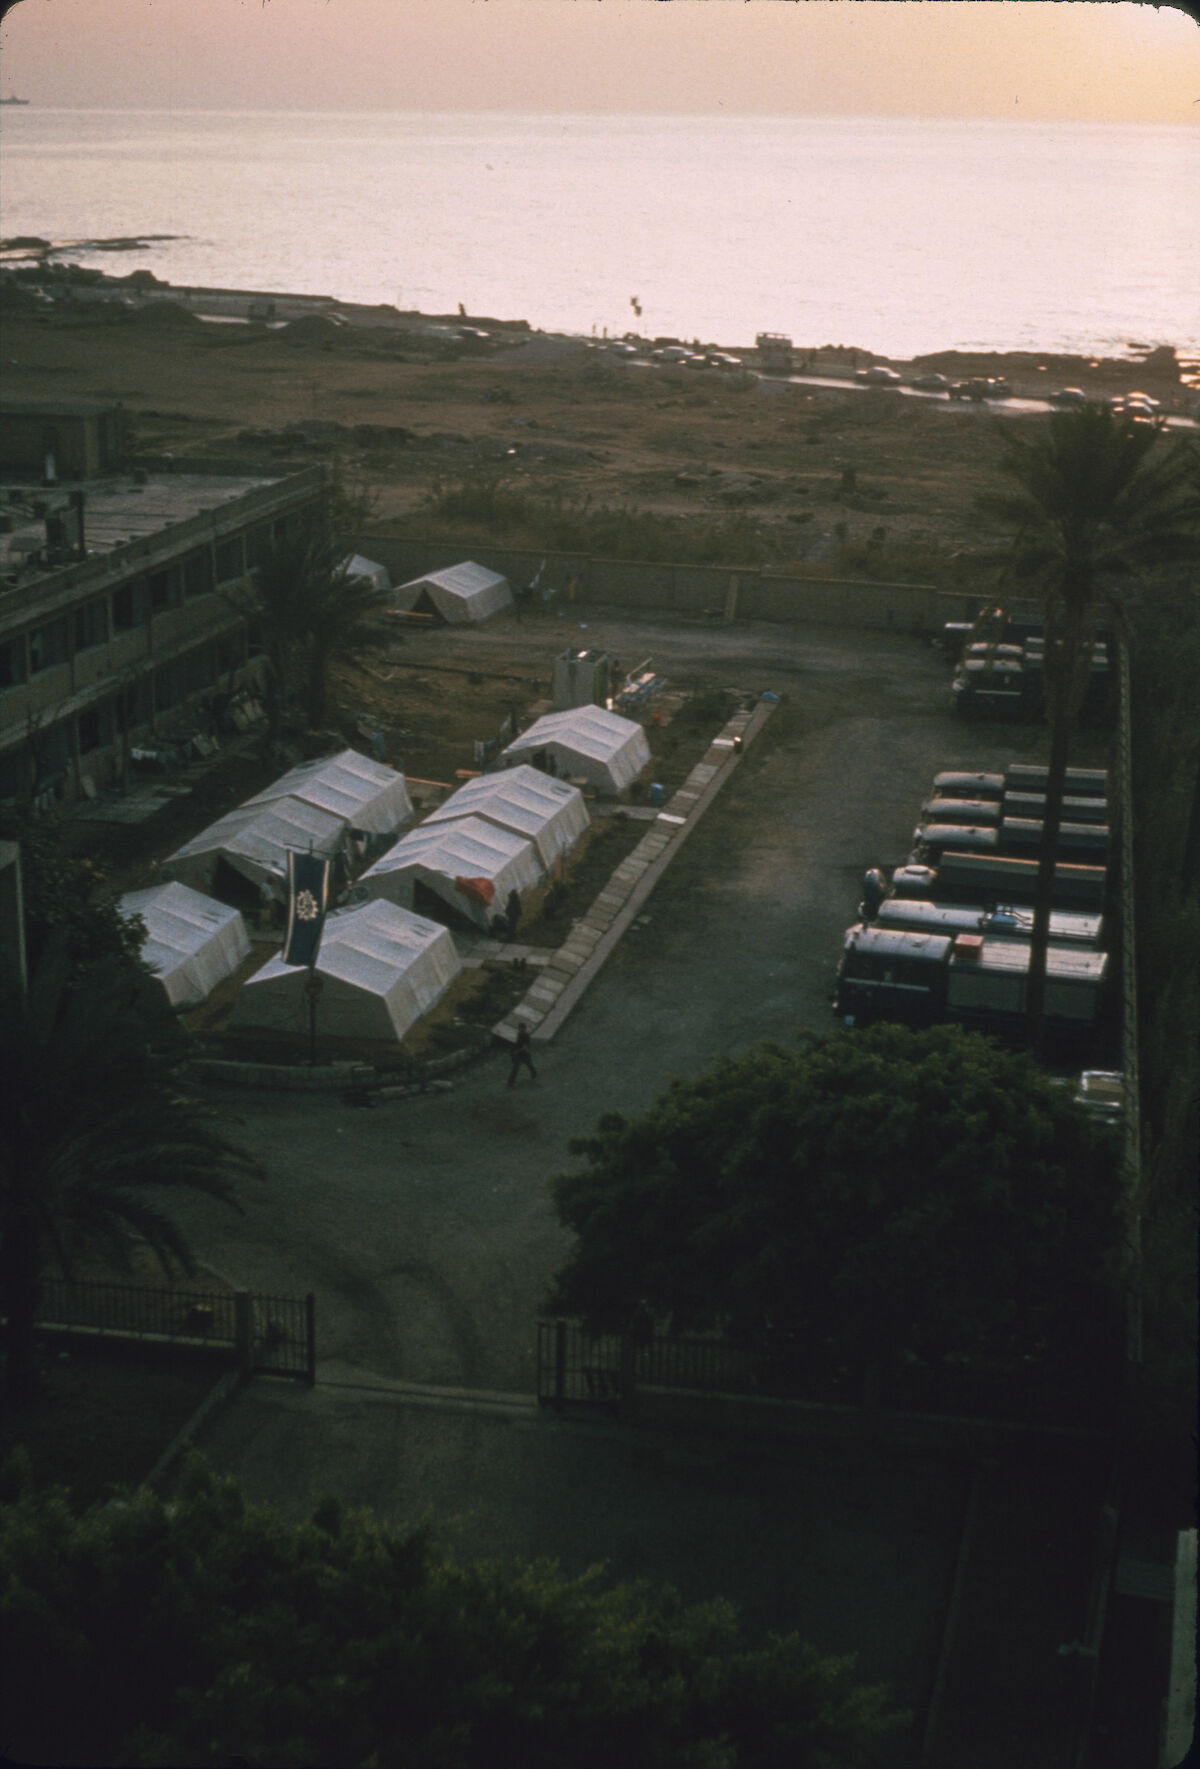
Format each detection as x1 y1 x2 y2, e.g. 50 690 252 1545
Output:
281 849 332 968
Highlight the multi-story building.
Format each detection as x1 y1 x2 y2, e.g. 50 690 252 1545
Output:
0 442 327 807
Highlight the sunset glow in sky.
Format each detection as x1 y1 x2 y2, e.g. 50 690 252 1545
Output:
1 0 1198 123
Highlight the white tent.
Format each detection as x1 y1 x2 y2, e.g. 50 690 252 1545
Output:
423 765 589 875
164 798 346 901
230 900 460 1043
344 554 391 595
358 815 540 930
119 881 251 1010
243 749 413 840
396 560 513 625
501 705 650 795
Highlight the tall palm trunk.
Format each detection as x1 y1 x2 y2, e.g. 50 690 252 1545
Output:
0 1210 45 1403
1027 591 1090 1060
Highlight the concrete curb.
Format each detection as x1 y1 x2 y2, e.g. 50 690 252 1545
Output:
496 697 779 1043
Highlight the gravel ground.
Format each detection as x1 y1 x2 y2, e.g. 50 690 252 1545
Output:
166 612 1108 1394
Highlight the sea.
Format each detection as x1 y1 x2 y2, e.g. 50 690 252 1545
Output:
1 108 1197 361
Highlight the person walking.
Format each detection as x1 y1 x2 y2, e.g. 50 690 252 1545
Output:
507 1025 537 1087
505 888 522 943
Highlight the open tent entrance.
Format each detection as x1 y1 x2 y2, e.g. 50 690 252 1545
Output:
411 588 445 623
213 855 262 913
411 878 483 932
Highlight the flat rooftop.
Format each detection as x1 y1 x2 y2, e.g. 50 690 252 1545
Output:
0 471 288 584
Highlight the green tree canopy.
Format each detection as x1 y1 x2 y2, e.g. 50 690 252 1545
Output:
0 945 259 1401
0 810 144 980
550 1026 1123 1379
0 1459 906 1769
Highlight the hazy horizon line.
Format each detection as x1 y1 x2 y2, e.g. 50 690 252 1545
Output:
3 103 1195 128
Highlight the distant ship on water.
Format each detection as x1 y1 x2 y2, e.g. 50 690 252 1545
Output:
1 97 31 106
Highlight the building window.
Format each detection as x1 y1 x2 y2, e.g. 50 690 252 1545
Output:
184 644 214 695
73 599 108 652
115 676 152 734
28 619 68 674
112 578 148 632
0 747 27 800
78 703 113 755
0 637 26 691
183 550 214 600
150 566 181 614
155 659 184 711
247 523 274 571
215 535 245 583
214 629 245 679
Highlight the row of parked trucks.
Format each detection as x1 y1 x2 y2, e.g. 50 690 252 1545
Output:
943 607 1112 722
834 762 1111 1048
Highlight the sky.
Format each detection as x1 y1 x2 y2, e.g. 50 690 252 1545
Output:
1 0 1198 123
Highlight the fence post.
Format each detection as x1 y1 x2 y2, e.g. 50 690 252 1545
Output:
305 1292 317 1386
234 1290 254 1377
554 1318 568 1411
619 1332 637 1422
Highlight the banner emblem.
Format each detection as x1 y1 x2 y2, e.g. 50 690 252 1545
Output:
282 850 332 967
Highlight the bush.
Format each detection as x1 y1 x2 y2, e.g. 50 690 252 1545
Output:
0 1459 908 1768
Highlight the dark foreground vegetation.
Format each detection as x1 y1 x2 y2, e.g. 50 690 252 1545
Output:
0 1456 907 1769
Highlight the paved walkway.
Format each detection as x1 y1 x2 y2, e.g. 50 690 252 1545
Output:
493 697 776 1043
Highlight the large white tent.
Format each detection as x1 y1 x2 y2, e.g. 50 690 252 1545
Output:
501 705 650 795
422 765 589 875
396 560 513 625
164 798 346 902
120 881 251 1010
230 900 460 1043
343 554 390 595
164 751 413 902
358 815 540 930
243 749 413 841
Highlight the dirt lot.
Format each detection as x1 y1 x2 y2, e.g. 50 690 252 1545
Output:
3 283 1193 580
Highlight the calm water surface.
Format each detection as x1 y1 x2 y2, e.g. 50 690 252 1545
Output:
2 109 1196 357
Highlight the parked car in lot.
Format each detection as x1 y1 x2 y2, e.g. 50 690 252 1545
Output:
1047 386 1089 406
910 372 950 392
855 365 904 384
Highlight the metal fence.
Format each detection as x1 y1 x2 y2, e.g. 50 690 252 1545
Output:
536 1318 1117 1432
38 1277 238 1345
33 1278 316 1383
246 1291 316 1381
536 1319 861 1412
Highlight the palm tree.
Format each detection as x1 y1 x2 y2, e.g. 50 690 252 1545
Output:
247 514 391 738
979 404 1200 1057
0 940 261 1402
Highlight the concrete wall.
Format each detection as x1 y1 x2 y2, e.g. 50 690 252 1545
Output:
0 406 125 479
363 530 971 633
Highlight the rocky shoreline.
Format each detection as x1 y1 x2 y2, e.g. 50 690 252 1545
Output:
2 247 1195 404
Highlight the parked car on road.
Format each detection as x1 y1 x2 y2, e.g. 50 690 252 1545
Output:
910 372 950 391
951 376 1010 402
855 365 904 384
1047 387 1088 406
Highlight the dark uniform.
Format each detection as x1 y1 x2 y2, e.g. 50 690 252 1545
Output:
507 1026 537 1087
